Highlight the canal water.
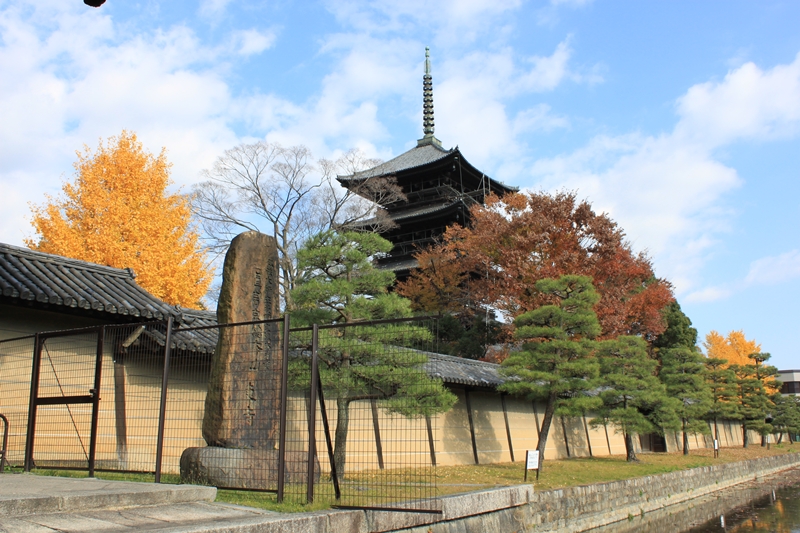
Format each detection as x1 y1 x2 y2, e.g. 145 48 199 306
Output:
684 475 800 532
584 467 800 533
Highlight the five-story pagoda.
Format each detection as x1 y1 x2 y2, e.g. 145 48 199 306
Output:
337 48 516 280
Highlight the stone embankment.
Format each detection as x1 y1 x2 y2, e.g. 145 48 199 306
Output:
3 453 799 533
395 452 800 533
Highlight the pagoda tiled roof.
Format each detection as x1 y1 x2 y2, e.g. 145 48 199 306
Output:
379 257 420 272
387 200 462 221
339 143 454 181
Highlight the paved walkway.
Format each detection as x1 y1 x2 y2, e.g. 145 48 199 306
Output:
0 473 296 533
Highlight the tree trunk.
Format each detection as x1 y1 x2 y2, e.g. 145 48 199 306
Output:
333 398 350 483
624 432 638 462
536 391 558 473
777 432 784 444
742 424 748 448
682 418 689 455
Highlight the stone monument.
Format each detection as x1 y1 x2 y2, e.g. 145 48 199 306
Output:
180 231 313 489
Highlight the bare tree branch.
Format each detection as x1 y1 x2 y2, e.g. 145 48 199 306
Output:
192 142 402 310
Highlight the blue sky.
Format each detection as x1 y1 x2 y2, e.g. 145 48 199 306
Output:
1 0 799 369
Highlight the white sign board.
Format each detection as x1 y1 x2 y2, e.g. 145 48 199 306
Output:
526 450 540 470
713 439 719 450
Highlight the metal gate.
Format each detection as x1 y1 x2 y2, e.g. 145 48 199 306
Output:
24 327 105 475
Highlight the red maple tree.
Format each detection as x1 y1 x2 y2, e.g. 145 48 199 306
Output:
397 191 674 342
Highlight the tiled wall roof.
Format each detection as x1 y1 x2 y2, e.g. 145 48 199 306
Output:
0 243 195 322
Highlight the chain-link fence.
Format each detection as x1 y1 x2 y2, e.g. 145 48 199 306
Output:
295 317 444 512
0 334 35 469
0 316 443 512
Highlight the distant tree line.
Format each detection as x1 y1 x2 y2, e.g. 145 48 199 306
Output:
498 275 799 470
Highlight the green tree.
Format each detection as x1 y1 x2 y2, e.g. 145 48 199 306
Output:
429 312 505 360
731 353 778 448
704 357 739 449
749 352 780 446
651 301 698 352
659 347 712 455
499 275 601 474
291 230 456 480
593 336 680 462
771 394 800 444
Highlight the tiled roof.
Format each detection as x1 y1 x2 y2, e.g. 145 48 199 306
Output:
0 243 180 321
424 351 505 388
170 309 219 354
379 257 419 272
338 143 454 181
387 201 461 221
349 201 462 231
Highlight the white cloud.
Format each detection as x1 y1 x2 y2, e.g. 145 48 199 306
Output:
199 0 234 19
531 134 741 295
675 53 800 146
683 249 800 303
232 29 277 56
744 250 800 286
513 104 569 134
527 55 800 299
684 286 732 304
518 40 573 92
0 2 275 245
550 0 594 6
324 0 522 38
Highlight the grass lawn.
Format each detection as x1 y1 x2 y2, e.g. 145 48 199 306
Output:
17 444 799 513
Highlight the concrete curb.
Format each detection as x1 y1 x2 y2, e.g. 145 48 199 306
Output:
0 474 217 517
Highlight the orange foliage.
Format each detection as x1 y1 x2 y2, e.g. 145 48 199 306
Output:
399 246 468 313
703 330 762 367
26 131 211 309
398 191 674 339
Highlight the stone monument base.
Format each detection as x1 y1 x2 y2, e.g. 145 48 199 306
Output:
180 447 320 489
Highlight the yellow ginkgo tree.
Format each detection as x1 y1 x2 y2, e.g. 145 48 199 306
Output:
703 330 761 367
26 130 211 309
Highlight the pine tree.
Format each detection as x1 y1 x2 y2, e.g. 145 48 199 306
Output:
704 357 739 450
731 353 778 448
500 275 601 474
749 352 780 446
652 301 698 351
771 394 800 444
27 131 211 308
593 336 680 461
291 230 456 480
659 347 712 454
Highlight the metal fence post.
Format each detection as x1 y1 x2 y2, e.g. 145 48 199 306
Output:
88 326 105 477
317 379 340 500
277 314 290 503
501 393 514 462
154 317 174 483
0 414 10 473
306 324 320 503
24 333 42 472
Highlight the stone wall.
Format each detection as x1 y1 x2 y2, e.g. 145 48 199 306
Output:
396 452 800 533
265 453 800 533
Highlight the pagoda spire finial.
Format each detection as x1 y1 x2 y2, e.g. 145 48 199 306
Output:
418 47 441 147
